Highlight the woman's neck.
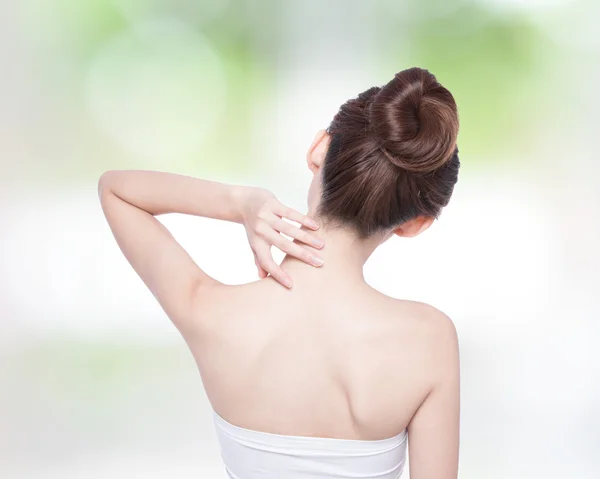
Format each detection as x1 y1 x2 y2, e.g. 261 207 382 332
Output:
278 223 384 287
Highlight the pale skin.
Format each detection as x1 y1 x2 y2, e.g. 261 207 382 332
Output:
98 129 460 479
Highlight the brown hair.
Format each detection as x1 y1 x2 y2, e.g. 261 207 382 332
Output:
317 67 460 239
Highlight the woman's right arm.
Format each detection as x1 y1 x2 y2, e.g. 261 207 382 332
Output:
98 170 324 332
407 313 460 479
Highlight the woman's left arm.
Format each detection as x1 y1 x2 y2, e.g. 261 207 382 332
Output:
98 170 323 332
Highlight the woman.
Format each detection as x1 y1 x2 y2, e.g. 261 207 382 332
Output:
99 67 460 479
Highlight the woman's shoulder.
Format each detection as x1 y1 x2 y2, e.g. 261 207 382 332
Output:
367 290 458 343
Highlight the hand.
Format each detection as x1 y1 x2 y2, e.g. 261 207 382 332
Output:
238 187 325 288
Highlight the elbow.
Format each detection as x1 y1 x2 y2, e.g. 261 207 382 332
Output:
98 170 117 199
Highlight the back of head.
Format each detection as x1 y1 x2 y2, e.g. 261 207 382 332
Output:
318 67 460 239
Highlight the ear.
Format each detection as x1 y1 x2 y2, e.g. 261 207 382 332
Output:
393 216 434 238
307 129 331 174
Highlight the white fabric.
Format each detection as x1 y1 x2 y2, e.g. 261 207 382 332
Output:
212 409 408 479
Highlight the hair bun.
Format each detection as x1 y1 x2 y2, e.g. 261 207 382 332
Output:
367 68 459 173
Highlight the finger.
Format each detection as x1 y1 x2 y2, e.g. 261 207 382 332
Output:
254 244 293 288
267 231 324 268
272 202 319 230
271 218 324 249
253 251 268 278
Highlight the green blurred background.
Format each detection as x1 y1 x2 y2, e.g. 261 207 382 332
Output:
2 0 599 477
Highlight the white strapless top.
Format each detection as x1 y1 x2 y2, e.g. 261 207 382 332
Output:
212 409 408 479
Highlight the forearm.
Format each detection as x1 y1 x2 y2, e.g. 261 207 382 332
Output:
98 170 250 222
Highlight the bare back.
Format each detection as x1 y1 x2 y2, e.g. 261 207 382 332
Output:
186 276 449 441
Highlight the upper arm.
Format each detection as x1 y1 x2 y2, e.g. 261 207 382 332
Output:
407 312 460 479
98 175 222 332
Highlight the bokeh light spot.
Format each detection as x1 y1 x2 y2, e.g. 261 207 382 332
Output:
85 18 227 163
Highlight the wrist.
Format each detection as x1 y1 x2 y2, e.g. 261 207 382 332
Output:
231 185 254 224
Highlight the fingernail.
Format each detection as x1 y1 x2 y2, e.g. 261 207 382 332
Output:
284 277 292 288
308 220 319 229
311 256 324 266
312 239 324 248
